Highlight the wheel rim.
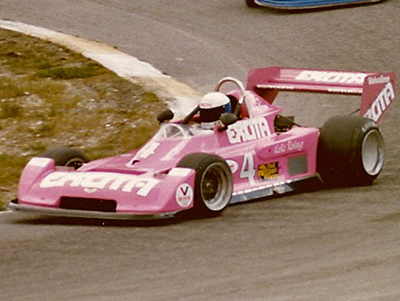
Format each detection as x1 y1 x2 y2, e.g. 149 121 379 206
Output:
64 158 86 169
362 129 384 176
200 163 232 211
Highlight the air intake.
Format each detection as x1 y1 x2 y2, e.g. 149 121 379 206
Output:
60 197 117 212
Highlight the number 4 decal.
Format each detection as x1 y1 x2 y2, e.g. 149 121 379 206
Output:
240 152 256 185
136 142 160 159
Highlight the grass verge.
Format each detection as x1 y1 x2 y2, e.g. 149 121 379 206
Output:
0 28 166 209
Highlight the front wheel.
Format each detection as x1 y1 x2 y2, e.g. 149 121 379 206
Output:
177 153 233 217
40 147 88 169
317 116 384 187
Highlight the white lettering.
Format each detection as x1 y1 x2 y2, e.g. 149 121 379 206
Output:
368 75 390 85
227 117 272 144
108 174 134 191
364 82 395 122
274 140 304 154
81 173 111 189
295 70 367 84
40 172 159 197
274 143 286 154
288 140 304 151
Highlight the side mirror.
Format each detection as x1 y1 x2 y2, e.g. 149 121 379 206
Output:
218 113 238 131
157 109 174 123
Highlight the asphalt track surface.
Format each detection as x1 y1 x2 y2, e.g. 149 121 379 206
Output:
1 1 400 300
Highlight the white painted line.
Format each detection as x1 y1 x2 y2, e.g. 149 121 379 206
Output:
87 53 166 78
0 20 201 117
0 20 165 78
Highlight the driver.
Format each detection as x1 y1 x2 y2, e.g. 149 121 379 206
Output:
199 92 231 129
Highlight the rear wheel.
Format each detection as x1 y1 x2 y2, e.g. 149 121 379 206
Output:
317 116 384 187
177 153 233 217
40 147 88 169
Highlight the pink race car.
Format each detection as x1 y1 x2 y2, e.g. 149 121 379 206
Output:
9 67 396 220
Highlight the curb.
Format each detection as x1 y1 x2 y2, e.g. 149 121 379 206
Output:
0 20 201 117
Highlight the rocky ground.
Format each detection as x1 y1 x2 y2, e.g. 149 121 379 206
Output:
0 28 165 208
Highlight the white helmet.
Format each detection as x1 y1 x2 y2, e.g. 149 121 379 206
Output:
199 92 231 129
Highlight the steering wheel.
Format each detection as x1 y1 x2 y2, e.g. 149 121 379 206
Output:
214 77 246 116
161 123 188 138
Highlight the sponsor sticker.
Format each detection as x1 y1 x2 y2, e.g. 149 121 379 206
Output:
258 162 279 181
176 183 193 207
274 140 304 154
368 75 390 85
227 117 272 144
295 70 367 84
40 172 158 197
363 82 395 122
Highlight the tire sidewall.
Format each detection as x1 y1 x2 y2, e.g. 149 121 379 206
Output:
349 119 382 179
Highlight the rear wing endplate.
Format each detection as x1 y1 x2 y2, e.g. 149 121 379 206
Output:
247 67 396 123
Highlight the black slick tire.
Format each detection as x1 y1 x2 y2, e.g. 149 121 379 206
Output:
40 147 88 169
317 115 384 187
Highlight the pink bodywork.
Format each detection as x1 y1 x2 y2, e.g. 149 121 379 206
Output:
15 67 396 218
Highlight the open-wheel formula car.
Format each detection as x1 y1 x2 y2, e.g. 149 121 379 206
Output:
9 66 396 220
245 0 384 9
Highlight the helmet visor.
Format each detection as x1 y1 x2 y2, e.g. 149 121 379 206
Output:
200 106 225 123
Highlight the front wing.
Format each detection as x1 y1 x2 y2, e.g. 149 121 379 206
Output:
8 199 177 220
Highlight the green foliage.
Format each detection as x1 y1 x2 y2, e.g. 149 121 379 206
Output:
0 102 23 118
0 154 28 186
0 78 25 99
34 64 101 79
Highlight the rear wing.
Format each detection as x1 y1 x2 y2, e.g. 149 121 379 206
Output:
246 67 396 123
